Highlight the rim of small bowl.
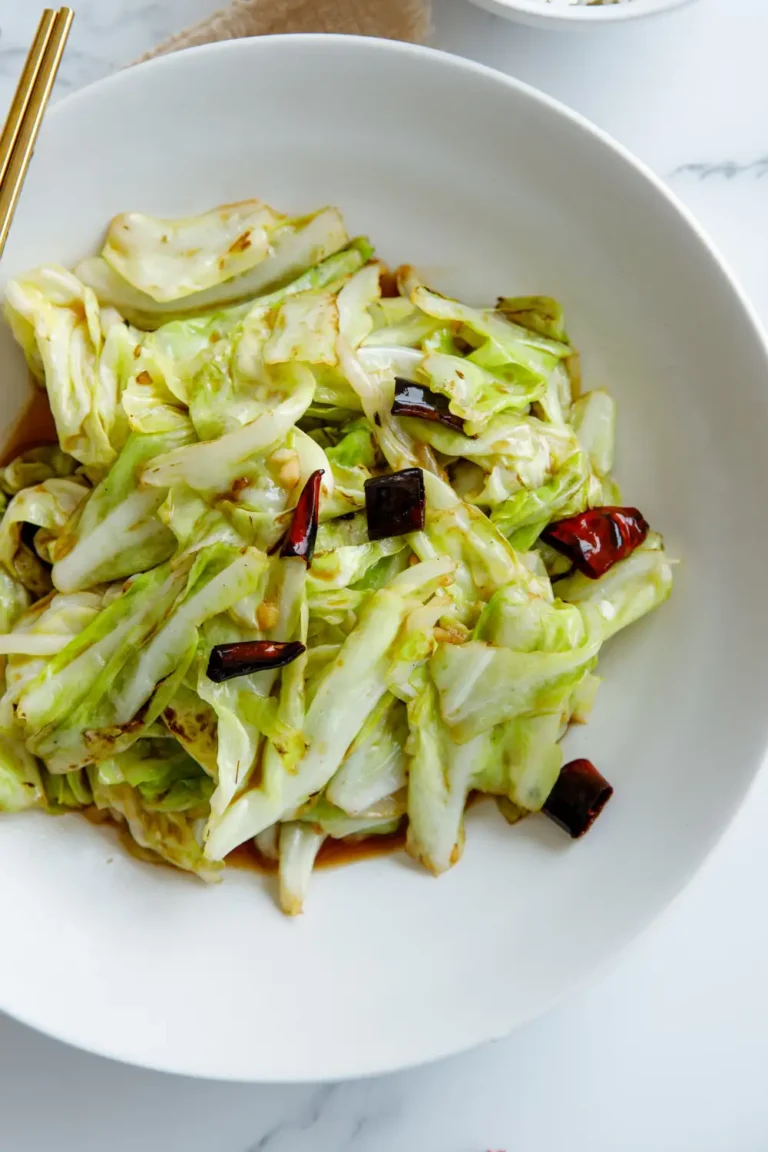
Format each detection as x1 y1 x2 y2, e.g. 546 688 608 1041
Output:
470 0 698 24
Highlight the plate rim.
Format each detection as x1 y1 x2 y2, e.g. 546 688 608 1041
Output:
2 31 767 1081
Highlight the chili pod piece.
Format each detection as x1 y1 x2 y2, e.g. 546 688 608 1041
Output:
391 379 465 432
542 758 613 839
280 469 324 566
207 640 306 683
365 467 425 541
540 507 649 580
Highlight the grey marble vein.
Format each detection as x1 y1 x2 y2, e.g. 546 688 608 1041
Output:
240 1079 407 1152
245 1085 341 1152
672 156 768 180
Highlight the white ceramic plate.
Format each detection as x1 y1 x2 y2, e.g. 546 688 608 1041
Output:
1 35 767 1083
469 0 698 28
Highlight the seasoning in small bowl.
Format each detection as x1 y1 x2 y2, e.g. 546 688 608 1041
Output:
469 0 699 27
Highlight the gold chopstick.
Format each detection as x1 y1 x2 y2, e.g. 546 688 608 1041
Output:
0 11 57 193
0 8 74 259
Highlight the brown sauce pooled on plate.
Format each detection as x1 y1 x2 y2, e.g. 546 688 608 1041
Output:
317 825 407 869
226 797 490 874
1 387 57 465
227 824 408 874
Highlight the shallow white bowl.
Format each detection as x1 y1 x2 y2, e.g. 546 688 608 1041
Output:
470 0 698 28
1 34 767 1082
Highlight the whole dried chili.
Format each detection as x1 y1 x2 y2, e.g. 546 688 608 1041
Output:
279 469 324 566
391 379 465 432
541 507 649 579
207 640 306 683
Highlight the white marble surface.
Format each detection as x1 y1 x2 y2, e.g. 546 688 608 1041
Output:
1 0 768 1148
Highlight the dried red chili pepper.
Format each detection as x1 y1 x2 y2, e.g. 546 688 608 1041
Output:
207 640 306 683
540 507 649 580
391 379 465 432
542 758 613 839
365 467 425 541
280 469 324 566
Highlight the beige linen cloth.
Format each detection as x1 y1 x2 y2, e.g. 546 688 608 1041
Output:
141 0 431 60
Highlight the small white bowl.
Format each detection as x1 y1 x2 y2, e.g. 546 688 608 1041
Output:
470 0 698 28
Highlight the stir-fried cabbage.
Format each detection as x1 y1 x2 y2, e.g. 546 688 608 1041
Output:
0 196 673 911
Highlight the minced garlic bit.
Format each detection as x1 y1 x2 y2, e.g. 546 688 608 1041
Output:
256 600 280 631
